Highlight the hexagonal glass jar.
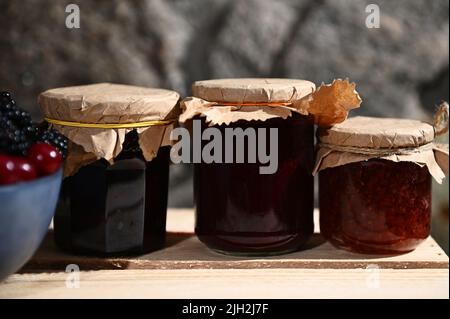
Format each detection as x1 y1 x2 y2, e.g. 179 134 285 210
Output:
38 83 180 256
54 131 170 255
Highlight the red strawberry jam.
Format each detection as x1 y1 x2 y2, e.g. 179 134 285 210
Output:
319 159 431 254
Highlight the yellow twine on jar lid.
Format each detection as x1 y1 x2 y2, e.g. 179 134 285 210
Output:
44 118 176 129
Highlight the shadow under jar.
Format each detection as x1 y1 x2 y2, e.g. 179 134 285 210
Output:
195 116 314 255
316 116 448 255
55 131 170 255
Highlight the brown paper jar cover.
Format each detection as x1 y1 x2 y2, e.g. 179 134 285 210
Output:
38 83 180 175
192 78 315 103
180 78 362 126
314 116 449 183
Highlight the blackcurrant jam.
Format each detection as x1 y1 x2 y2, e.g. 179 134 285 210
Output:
54 130 170 255
194 115 314 255
319 159 431 254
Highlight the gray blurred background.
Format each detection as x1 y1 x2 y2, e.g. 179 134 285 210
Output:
0 0 448 251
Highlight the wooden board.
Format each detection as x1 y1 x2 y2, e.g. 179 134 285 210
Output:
1 209 448 299
20 209 449 271
1 269 448 299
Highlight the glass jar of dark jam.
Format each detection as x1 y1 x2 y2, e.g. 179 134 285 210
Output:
195 115 314 256
54 130 170 255
319 159 431 254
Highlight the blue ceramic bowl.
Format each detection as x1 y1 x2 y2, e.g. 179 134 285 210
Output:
0 169 62 281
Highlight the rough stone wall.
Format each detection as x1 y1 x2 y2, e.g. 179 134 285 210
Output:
0 0 448 217
1 0 448 118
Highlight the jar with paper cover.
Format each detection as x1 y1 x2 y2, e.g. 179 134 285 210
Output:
38 83 180 255
315 105 449 254
180 78 362 256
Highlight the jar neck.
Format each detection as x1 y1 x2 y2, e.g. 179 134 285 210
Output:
317 142 434 156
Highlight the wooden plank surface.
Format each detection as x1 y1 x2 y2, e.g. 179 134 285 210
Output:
0 208 448 299
1 269 448 299
21 209 449 271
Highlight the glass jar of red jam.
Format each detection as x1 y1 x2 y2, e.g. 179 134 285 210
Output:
320 159 431 254
316 116 448 254
183 78 317 256
55 130 170 255
38 83 180 256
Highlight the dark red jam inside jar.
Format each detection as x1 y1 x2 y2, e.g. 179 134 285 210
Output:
54 130 170 256
195 115 314 256
319 159 431 254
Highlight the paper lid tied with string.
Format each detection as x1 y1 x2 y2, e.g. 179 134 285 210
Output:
313 102 449 183
180 78 362 127
38 83 180 176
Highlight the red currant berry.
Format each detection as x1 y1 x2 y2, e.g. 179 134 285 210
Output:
27 143 62 176
0 154 37 185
